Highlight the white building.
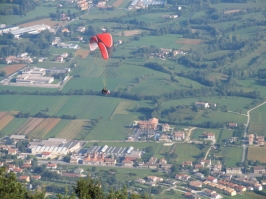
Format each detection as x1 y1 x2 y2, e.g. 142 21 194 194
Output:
16 75 54 84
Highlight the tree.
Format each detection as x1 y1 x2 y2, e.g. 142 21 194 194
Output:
0 166 45 199
0 71 6 77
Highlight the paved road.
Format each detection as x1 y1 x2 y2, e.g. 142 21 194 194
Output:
241 100 266 163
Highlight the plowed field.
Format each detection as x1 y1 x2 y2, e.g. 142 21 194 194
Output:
29 118 61 138
16 118 45 135
75 49 90 58
1 64 26 76
56 120 87 140
0 114 14 130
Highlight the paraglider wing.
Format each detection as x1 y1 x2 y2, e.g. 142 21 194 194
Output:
89 36 99 51
96 33 113 48
98 42 109 60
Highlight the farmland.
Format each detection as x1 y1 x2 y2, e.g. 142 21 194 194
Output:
0 64 26 76
20 18 66 27
74 49 90 59
16 118 45 135
112 0 124 7
28 118 61 138
221 146 243 167
247 147 266 163
56 120 90 140
0 113 14 130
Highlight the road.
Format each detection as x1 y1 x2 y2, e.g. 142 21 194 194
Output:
185 127 197 142
241 100 266 163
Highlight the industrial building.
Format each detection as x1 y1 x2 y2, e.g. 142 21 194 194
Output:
16 74 54 84
29 138 80 155
11 24 53 38
85 145 140 157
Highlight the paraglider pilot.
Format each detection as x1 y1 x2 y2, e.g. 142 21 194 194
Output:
102 87 110 95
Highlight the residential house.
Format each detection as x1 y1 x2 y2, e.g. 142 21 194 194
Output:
226 167 242 174
70 157 79 164
138 118 159 131
248 134 254 145
228 123 238 128
253 166 265 174
104 158 116 166
76 26 86 33
183 161 193 167
83 152 104 165
20 176 30 182
194 164 204 169
254 183 263 191
147 176 163 183
31 175 41 180
12 167 23 174
223 188 236 196
47 163 57 169
189 181 203 190
175 174 191 181
162 123 170 132
158 134 170 142
200 159 211 167
195 102 210 108
235 185 246 192
61 53 68 58
55 56 64 62
21 164 31 169
202 132 215 140
122 160 133 167
61 28 69 33
206 176 218 183
8 148 17 155
41 152 52 159
173 131 185 140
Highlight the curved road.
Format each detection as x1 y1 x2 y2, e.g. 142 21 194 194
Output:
241 100 266 163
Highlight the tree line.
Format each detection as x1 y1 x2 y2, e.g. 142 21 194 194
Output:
15 111 77 120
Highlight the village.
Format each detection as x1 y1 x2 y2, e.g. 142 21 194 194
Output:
0 110 265 198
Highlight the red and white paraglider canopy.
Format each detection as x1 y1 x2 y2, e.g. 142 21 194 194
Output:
89 33 113 60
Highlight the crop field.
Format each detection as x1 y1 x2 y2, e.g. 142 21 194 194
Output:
195 110 247 125
16 118 44 135
56 120 90 140
249 103 266 123
109 100 134 120
20 18 66 27
248 122 266 136
115 30 142 37
71 65 105 77
175 38 202 45
43 119 70 139
100 67 121 78
75 49 90 59
112 0 124 7
171 143 206 164
1 118 28 136
0 112 8 120
28 118 61 138
221 146 242 167
124 34 183 49
0 64 27 76
247 147 266 163
0 113 14 130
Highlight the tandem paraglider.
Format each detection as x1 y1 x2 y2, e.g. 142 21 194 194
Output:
89 32 113 95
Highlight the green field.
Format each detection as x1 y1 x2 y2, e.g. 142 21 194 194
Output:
1 118 28 136
221 146 242 167
0 6 56 25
